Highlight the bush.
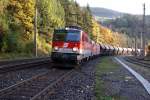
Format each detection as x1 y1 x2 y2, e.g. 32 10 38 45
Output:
24 41 34 54
1 32 21 52
37 36 51 56
1 31 34 54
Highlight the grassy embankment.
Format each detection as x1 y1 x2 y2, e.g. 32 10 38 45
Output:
0 53 34 60
0 48 51 60
95 57 122 100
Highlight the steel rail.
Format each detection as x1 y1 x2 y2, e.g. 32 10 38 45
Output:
0 71 49 95
31 70 74 100
0 57 50 66
0 58 51 73
0 69 74 100
124 57 150 68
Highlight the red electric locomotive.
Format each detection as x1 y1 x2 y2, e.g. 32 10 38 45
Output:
51 26 94 64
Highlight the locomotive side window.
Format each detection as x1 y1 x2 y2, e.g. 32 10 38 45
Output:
82 33 86 41
83 33 88 42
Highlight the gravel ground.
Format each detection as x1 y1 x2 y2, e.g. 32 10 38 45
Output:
0 65 50 90
121 57 150 83
109 57 150 100
48 58 99 100
1 57 149 100
0 68 70 99
46 57 150 100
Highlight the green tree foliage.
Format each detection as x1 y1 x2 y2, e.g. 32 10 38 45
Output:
59 0 93 37
74 2 83 27
103 14 147 39
2 32 22 52
102 14 150 48
59 0 76 26
0 0 9 51
37 0 65 33
37 0 65 55
82 5 93 37
0 0 128 57
1 0 65 54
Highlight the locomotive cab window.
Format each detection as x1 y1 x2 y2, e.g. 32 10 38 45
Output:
53 33 66 41
53 30 66 41
53 29 80 42
66 32 80 42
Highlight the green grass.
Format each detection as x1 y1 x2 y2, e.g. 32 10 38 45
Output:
0 51 51 60
0 47 51 60
95 57 123 100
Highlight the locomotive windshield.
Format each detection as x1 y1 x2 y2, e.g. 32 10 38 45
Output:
53 30 80 42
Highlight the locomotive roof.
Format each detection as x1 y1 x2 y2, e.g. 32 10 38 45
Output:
65 27 81 31
54 25 82 32
65 25 82 30
54 28 81 32
55 27 81 31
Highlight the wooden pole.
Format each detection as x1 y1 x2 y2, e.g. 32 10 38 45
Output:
135 36 137 56
142 3 146 57
34 0 38 57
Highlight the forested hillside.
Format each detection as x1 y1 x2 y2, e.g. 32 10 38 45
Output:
0 0 129 58
102 14 142 36
90 7 123 21
102 14 150 47
92 19 130 47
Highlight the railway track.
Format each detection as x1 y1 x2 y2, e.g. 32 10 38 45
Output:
0 57 51 67
124 57 150 68
0 68 74 100
0 57 51 73
0 57 50 66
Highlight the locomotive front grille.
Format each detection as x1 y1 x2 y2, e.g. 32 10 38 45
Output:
51 52 80 62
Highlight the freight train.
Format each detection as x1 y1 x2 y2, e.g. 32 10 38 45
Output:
51 26 141 65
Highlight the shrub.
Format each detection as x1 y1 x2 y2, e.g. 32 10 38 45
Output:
37 36 51 56
2 32 20 52
24 41 34 54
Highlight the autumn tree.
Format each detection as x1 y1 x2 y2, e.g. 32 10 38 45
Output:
7 0 35 40
92 18 129 47
92 19 101 42
0 0 130 56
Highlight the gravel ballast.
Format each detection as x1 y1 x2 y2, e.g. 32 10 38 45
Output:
48 59 98 100
0 66 50 90
1 57 149 100
48 57 150 100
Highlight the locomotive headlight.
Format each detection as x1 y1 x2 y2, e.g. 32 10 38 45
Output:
54 46 59 51
73 47 78 52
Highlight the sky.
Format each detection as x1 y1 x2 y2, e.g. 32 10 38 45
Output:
75 0 150 15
